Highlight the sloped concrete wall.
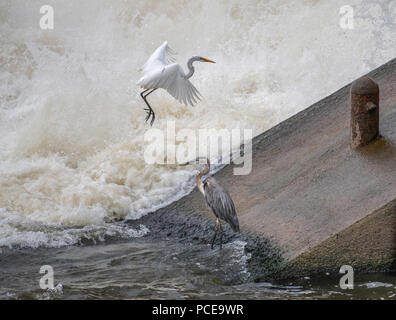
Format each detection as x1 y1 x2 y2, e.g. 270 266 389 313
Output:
277 198 396 279
150 58 396 277
213 58 396 263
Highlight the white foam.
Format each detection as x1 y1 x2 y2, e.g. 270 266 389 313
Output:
0 208 149 248
360 282 394 289
1 0 395 245
38 283 64 300
227 240 252 281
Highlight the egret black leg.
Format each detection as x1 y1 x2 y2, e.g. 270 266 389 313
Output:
149 109 155 126
140 89 157 126
140 89 152 122
140 88 151 96
211 218 220 249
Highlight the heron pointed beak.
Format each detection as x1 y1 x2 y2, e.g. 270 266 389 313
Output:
201 57 216 63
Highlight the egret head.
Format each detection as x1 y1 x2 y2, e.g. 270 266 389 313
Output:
190 56 215 64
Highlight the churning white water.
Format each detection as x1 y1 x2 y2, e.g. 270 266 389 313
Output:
0 0 395 247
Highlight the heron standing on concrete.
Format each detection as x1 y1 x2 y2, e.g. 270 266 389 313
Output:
137 41 215 125
186 157 240 249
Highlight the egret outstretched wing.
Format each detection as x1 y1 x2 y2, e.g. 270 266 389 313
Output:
140 41 176 75
138 63 201 106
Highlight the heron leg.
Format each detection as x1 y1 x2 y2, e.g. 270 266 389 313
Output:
140 89 157 126
211 218 220 249
219 221 223 250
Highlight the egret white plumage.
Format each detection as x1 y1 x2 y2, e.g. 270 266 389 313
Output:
137 41 215 125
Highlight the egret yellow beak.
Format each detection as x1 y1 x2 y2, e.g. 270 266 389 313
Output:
200 57 216 63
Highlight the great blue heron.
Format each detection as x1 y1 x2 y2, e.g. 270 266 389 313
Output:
137 41 215 125
185 157 240 249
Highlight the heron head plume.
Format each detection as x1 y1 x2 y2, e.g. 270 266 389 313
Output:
179 157 211 176
179 156 210 167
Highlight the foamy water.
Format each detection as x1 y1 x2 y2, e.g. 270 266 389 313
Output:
1 0 395 247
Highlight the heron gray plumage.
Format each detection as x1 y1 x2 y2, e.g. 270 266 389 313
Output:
193 157 240 249
137 41 215 125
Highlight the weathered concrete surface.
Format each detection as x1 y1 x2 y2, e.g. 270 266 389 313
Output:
229 60 395 263
225 58 395 264
277 198 396 279
143 58 396 278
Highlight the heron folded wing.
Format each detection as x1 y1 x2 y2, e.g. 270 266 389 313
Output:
204 178 240 232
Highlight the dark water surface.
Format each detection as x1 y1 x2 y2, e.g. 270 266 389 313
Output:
1 232 395 300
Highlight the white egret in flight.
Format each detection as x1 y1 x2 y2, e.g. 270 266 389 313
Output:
137 41 215 125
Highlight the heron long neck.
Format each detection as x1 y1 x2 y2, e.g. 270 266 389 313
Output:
185 57 199 79
196 158 210 195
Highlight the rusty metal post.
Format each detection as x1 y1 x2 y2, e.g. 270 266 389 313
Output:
350 76 379 148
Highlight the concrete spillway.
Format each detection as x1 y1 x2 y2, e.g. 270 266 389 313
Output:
134 58 396 279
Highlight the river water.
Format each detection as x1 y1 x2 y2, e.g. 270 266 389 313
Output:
1 234 395 299
1 0 396 299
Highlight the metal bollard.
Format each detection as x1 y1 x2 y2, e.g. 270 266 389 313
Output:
350 76 379 149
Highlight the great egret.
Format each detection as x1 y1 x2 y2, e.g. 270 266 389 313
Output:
184 157 240 249
137 41 215 125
